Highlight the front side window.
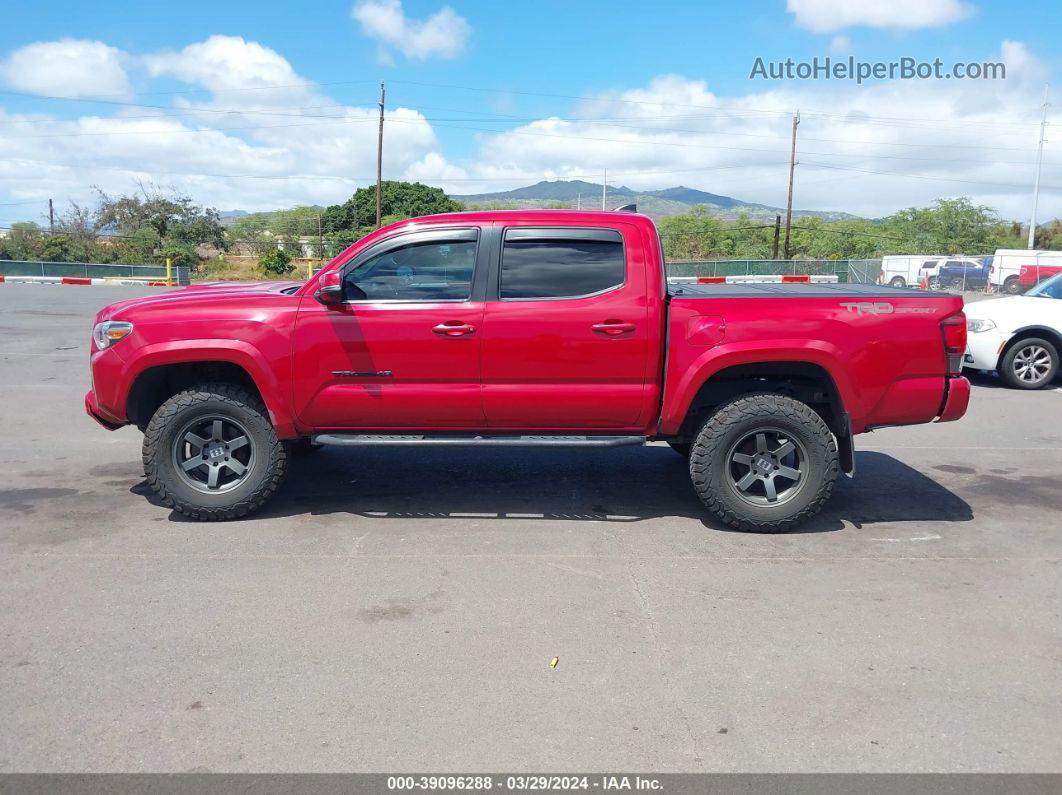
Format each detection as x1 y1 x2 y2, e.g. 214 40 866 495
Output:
344 237 477 301
500 229 625 299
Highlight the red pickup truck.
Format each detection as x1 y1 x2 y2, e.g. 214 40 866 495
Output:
86 210 970 531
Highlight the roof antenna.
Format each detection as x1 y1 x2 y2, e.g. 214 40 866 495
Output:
613 203 637 213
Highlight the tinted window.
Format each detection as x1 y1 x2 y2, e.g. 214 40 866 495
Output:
344 238 476 301
501 230 625 299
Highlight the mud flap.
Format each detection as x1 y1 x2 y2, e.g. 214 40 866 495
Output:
837 414 856 478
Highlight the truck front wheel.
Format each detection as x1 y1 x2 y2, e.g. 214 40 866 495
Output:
689 394 838 532
142 383 288 521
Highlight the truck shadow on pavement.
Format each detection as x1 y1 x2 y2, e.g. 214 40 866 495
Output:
138 446 973 532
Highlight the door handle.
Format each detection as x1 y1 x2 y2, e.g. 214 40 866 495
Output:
592 321 636 336
433 321 476 337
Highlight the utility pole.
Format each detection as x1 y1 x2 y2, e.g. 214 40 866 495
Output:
376 81 385 229
783 111 800 260
317 211 323 263
601 169 607 211
771 214 781 259
577 192 581 210
1027 84 1049 249
48 199 54 231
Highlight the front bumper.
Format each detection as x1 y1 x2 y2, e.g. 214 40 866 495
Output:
85 389 123 430
963 328 1010 371
937 376 970 423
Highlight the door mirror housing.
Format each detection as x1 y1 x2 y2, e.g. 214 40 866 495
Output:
315 270 343 306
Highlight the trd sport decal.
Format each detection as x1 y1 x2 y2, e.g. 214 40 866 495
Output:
840 302 935 315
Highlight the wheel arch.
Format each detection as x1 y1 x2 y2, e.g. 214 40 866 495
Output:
997 326 1062 369
123 343 297 438
669 358 850 437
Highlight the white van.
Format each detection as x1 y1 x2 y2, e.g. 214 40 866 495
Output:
880 255 945 288
988 249 1062 294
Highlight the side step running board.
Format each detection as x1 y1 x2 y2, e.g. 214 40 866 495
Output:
312 434 646 448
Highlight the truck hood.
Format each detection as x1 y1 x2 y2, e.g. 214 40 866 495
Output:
97 280 302 321
963 295 1061 332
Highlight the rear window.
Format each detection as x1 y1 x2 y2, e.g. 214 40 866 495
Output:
500 228 625 299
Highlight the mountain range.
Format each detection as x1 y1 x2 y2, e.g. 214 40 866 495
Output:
217 180 857 225
450 180 857 222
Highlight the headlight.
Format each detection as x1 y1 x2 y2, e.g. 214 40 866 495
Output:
93 321 134 349
966 318 996 333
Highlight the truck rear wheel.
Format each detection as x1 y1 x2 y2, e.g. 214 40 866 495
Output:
689 394 838 532
142 383 288 521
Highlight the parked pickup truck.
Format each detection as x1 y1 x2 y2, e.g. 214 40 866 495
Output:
86 210 970 531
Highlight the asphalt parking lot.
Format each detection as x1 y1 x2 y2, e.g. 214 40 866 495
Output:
0 284 1060 773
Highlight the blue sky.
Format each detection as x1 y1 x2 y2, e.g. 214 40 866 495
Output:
1 0 1060 223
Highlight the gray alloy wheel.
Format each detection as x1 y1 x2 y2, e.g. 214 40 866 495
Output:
888 276 906 288
142 382 288 521
688 393 838 533
1000 339 1058 389
725 428 807 507
172 414 256 494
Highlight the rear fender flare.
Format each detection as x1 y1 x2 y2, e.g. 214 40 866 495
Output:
660 340 861 436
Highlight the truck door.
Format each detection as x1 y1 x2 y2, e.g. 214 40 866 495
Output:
479 224 651 429
292 227 487 428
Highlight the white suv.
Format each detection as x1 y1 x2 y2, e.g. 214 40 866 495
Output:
964 273 1062 389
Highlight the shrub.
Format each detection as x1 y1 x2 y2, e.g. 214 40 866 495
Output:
259 247 294 276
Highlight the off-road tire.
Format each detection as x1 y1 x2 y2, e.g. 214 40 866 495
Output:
999 337 1059 390
689 393 838 532
142 383 288 520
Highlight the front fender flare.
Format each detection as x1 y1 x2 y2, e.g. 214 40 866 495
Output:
119 340 298 439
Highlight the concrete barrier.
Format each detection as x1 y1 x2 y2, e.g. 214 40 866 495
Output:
1 275 173 287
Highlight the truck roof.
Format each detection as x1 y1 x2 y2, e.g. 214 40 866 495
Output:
409 209 658 228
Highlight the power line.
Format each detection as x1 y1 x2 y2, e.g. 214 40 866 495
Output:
0 156 786 184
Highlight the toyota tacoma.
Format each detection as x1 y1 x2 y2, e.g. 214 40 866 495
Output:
86 210 970 531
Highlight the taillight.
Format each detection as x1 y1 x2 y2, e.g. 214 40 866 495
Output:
940 312 966 376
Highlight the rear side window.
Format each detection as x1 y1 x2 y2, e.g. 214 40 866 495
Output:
500 228 625 299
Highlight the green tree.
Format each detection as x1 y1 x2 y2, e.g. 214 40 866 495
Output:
93 184 227 268
3 222 45 261
882 198 1006 254
322 181 462 237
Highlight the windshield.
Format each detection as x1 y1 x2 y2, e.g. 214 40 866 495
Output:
1026 272 1062 299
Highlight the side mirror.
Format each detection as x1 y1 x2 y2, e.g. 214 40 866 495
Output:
315 270 343 306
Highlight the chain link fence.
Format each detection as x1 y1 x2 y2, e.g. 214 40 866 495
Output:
666 259 882 284
0 260 191 285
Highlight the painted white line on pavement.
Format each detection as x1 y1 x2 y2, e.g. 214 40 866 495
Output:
870 535 943 543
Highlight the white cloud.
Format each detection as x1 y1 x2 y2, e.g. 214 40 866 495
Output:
142 35 312 102
352 0 470 61
0 35 1058 227
0 39 130 97
0 36 441 214
787 0 974 33
409 44 1059 222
